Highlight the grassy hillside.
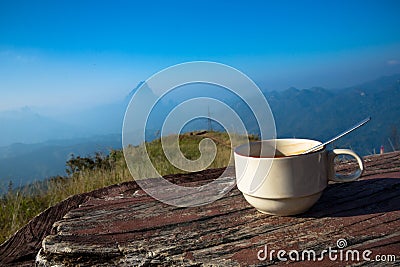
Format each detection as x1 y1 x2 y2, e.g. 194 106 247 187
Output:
0 131 257 244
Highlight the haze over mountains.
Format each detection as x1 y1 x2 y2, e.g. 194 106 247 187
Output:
0 74 399 186
268 74 400 154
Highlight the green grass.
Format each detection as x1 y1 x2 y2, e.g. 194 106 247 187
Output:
0 167 133 244
0 131 258 244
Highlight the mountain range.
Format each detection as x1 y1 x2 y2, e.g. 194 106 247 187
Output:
268 74 400 154
0 73 399 187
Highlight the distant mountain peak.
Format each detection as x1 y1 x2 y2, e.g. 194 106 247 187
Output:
126 81 145 100
286 86 299 92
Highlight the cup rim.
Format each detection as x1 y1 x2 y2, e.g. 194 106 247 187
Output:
234 138 325 159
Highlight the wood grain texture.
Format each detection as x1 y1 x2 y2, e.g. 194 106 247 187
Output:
1 152 399 266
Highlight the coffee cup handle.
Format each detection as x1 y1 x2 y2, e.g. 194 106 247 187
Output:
328 149 364 182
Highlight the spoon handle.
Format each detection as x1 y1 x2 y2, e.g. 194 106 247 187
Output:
302 117 371 154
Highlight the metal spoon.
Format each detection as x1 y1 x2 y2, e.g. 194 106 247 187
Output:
301 117 371 154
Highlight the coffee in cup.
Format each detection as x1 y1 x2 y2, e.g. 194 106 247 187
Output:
234 139 364 216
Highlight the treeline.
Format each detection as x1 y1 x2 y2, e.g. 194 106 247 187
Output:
65 150 125 176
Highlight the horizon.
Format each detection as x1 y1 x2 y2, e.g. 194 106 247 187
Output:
0 71 398 148
1 72 400 115
1 0 400 113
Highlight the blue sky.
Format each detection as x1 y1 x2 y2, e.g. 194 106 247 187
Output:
1 0 400 112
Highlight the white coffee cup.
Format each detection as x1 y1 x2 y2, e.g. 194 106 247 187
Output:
234 139 364 216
